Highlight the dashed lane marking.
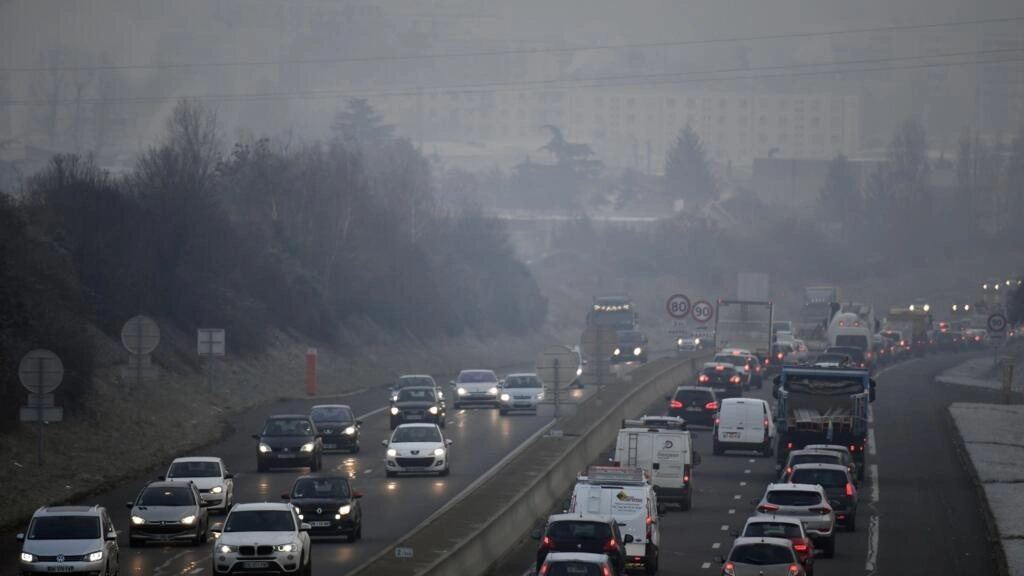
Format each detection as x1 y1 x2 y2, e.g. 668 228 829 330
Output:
744 469 751 474
739 481 747 486
720 524 729 531
701 562 711 569
869 463 880 503
733 494 741 500
728 509 735 514
712 542 721 549
866 514 880 572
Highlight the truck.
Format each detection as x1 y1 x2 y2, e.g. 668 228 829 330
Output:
798 286 840 344
714 300 774 361
614 416 699 511
883 307 930 356
772 366 875 482
587 294 638 331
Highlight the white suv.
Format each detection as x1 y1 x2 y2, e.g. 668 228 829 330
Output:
752 483 836 558
498 373 545 414
163 456 235 512
211 502 311 575
17 505 120 575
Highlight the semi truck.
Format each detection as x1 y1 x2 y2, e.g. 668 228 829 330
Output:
714 300 774 360
772 366 875 482
587 294 638 330
797 286 840 347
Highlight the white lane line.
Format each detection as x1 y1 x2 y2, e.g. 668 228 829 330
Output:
865 514 880 572
358 406 389 419
701 562 711 569
363 469 373 474
869 463 880 503
744 469 751 474
867 427 877 456
739 481 747 486
728 509 736 515
712 542 721 549
733 494 741 500
749 458 756 463
720 524 729 531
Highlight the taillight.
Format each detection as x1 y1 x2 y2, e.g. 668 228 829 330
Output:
714 417 720 425
723 562 737 576
846 482 854 497
699 374 710 383
777 353 784 360
786 442 794 449
603 538 618 552
792 543 809 552
860 362 865 368
757 503 780 512
602 566 610 576
670 399 683 409
705 401 718 410
788 563 801 575
646 514 653 525
730 375 741 384
683 463 691 484
849 444 857 452
715 364 725 371
809 506 832 515
763 418 769 427
785 466 792 477
539 565 549 576
541 536 553 550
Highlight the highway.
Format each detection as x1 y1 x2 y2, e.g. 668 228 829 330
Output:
494 351 1002 576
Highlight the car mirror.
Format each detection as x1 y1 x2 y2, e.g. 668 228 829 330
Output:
446 439 454 446
251 434 261 440
449 380 455 386
16 533 25 542
353 491 363 499
381 439 389 447
529 528 543 540
105 531 117 541
210 522 224 538
300 523 311 532
560 499 571 513
623 534 634 544
224 473 234 480
280 493 290 500
125 501 134 509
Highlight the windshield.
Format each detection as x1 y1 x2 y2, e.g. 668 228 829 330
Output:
224 510 295 533
591 310 634 328
790 454 841 467
168 460 221 478
457 371 497 383
547 521 612 540
616 330 643 343
834 335 869 350
397 376 434 388
391 426 442 443
743 522 803 539
790 468 849 488
397 388 435 402
310 406 353 423
729 543 796 565
28 516 101 540
290 477 350 499
544 562 606 576
675 390 713 403
714 355 748 367
137 486 195 507
766 490 823 506
504 375 542 388
815 354 849 364
262 418 314 437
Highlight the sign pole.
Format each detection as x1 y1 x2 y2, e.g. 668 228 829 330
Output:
36 356 44 466
208 338 215 394
553 358 561 419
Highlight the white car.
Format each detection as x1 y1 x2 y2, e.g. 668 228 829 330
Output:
451 369 500 408
17 505 120 576
164 456 235 512
211 502 311 575
382 423 453 477
499 373 545 414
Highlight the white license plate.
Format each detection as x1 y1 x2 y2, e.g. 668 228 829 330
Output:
278 453 298 458
309 521 331 527
514 403 532 407
686 406 702 412
406 414 422 420
723 431 741 438
46 568 74 573
243 561 270 569
323 443 337 449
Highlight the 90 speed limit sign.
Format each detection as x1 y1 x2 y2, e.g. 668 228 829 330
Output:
666 294 691 319
691 300 714 323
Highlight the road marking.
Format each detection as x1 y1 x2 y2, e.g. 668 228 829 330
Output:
739 481 747 486
867 427 877 456
869 463 880 503
865 514 879 572
358 406 389 419
744 469 751 474
748 458 755 463
701 562 711 569
363 469 373 474
720 524 729 531
728 509 735 515
712 542 721 549
734 494 741 500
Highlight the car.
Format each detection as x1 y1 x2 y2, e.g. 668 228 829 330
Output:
777 449 848 481
714 398 776 457
390 386 446 429
163 456 235 512
382 423 453 477
309 404 361 453
810 352 852 368
798 444 862 485
388 374 446 408
210 502 311 575
253 414 323 472
712 349 759 389
499 373 545 415
666 385 719 426
282 473 363 542
964 328 988 349
787 463 859 531
716 536 807 576
451 369 501 409
538 551 621 576
17 505 120 576
753 483 836 558
697 363 745 399
126 480 209 546
612 330 649 364
766 342 797 374
734 515 815 575
789 340 811 363
825 345 868 370
532 513 628 575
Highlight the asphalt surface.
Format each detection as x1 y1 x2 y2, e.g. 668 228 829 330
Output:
494 351 1002 576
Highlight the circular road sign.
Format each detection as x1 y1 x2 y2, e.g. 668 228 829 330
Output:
18 349 64 394
988 313 1008 333
121 315 161 355
535 344 581 386
692 300 714 324
666 294 692 320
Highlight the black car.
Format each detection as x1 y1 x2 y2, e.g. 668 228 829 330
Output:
390 387 446 429
389 375 446 410
667 386 719 426
253 414 323 472
612 330 649 364
697 364 744 399
532 513 629 574
310 404 361 453
931 330 963 351
282 473 363 541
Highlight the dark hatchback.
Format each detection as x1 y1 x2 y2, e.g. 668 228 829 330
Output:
697 364 744 399
667 386 719 426
310 404 361 453
282 473 363 541
254 414 323 472
390 387 446 429
533 514 629 574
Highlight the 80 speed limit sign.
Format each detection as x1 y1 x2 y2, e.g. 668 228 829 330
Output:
666 294 691 319
692 300 714 323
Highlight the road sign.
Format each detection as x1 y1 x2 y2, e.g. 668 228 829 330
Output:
26 393 55 408
536 345 580 386
988 313 1008 333
666 294 691 319
394 547 414 559
121 315 160 355
19 406 63 422
18 349 64 394
668 320 690 336
198 328 226 356
692 300 714 323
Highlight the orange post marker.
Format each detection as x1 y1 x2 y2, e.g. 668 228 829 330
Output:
306 348 317 396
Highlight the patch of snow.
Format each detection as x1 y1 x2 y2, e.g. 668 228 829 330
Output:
962 442 1024 483
1002 540 1024 576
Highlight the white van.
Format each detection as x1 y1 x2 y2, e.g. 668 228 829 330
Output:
827 312 872 350
568 466 661 574
713 398 776 457
614 418 700 511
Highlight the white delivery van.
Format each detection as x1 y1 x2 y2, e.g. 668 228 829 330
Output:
568 466 661 574
614 417 700 511
713 398 776 457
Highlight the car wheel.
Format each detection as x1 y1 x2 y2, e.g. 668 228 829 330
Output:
303 553 312 576
680 493 692 511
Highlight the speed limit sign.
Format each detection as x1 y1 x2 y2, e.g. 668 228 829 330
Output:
692 300 714 323
666 294 691 319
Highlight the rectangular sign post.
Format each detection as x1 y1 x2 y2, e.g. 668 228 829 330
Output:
306 348 318 396
198 329 226 393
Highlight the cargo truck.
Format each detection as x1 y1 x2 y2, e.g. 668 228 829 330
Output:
714 300 774 361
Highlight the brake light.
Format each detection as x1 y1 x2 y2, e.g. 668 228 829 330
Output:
764 357 771 364
723 562 737 576
730 375 741 384
809 506 833 515
764 418 769 427
714 417 720 425
859 362 865 368
670 399 683 409
603 538 618 552
757 503 780 512
849 444 857 452
846 482 854 497
793 543 809 552
786 466 792 476
683 463 691 484
705 401 718 410
839 320 845 327
786 442 794 449
602 566 610 576
699 374 710 383
646 514 653 525
541 536 553 550
539 565 548 576
777 353 784 360
788 563 801 575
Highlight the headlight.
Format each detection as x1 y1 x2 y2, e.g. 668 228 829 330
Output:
219 544 237 554
181 515 196 525
275 543 295 552
576 366 583 376
338 504 352 515
488 387 498 395
131 515 145 525
457 387 467 395
677 337 683 346
694 338 701 345
258 442 272 453
433 447 446 457
613 348 621 355
634 347 643 356
500 393 511 401
344 426 356 435
428 406 439 414
211 485 224 494
20 552 34 563
536 391 545 399
300 442 315 452
390 406 400 415
87 551 103 562
387 448 397 457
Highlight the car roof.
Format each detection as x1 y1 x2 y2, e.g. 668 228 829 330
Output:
788 449 842 458
266 414 311 420
34 506 102 516
393 422 441 430
292 472 351 482
459 369 495 374
546 512 615 524
310 404 352 410
505 372 540 378
144 480 195 489
789 463 850 473
230 502 294 512
395 386 436 391
543 552 611 564
718 348 752 355
744 515 804 527
732 536 797 548
676 385 714 393
170 456 222 463
803 444 848 451
721 397 765 406
398 374 434 379
766 482 827 494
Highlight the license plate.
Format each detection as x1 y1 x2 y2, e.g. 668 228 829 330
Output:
309 521 331 527
46 568 74 573
514 403 532 407
278 453 298 458
323 443 337 449
686 406 702 412
406 414 422 420
243 561 270 569
723 431 740 438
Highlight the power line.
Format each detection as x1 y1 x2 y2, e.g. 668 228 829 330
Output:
3 15 1023 73
3 47 1021 107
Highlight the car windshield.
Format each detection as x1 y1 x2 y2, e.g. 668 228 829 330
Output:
138 486 195 507
703 366 737 376
310 406 353 423
28 516 101 540
290 477 350 499
167 461 221 478
547 521 612 540
730 543 796 565
743 522 803 539
397 376 434 388
504 375 542 388
457 371 496 383
392 426 442 443
262 419 313 436
397 388 435 402
834 335 869 350
790 468 849 488
675 390 713 403
544 562 606 576
616 330 643 343
766 490 823 506
815 354 849 364
714 355 748 366
224 510 295 532
790 454 841 467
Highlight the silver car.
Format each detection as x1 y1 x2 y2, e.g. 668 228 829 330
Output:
752 483 836 558
17 505 120 575
716 536 806 576
163 456 235 512
127 480 209 546
451 369 500 409
498 373 545 415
